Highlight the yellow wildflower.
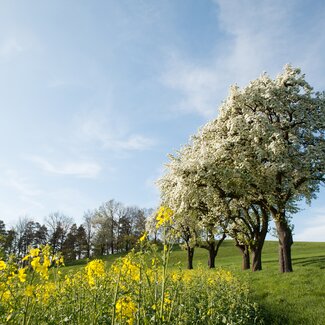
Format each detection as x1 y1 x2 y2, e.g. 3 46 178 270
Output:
171 272 181 283
85 259 105 286
120 256 140 282
139 232 147 242
115 296 137 324
156 206 173 228
39 264 49 279
0 260 6 271
53 254 64 266
215 269 234 283
31 257 41 270
30 248 40 257
2 290 11 300
18 268 27 283
38 283 56 304
25 285 34 297
22 254 30 261
43 256 51 268
164 292 172 309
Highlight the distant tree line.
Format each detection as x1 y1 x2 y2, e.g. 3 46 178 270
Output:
0 199 149 262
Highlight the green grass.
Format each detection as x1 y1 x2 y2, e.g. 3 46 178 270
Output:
64 240 325 325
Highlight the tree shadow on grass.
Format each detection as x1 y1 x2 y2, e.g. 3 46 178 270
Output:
259 308 289 325
293 256 325 269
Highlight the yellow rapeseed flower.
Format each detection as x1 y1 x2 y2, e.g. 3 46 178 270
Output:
156 206 173 229
43 256 51 268
53 254 64 266
18 268 27 283
139 232 147 242
120 256 140 282
25 285 34 297
31 257 41 270
85 259 105 286
115 296 137 324
37 283 56 304
30 248 40 257
2 290 11 301
171 271 182 283
22 254 30 261
0 260 6 271
215 270 234 283
164 292 172 309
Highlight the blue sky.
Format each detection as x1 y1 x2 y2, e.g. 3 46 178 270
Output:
0 0 324 241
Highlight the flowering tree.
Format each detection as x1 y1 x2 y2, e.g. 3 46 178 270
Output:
158 65 324 273
185 133 270 272
158 145 228 269
205 65 325 272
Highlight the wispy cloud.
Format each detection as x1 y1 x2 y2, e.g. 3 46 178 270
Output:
162 0 325 117
0 169 44 212
162 57 222 117
0 169 99 225
27 156 101 179
4 169 42 198
79 111 155 151
295 209 325 242
0 38 23 58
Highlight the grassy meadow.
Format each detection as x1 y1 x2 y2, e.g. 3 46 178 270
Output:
170 240 325 325
62 240 325 325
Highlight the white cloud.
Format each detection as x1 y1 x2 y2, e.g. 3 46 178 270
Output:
0 170 44 219
295 210 325 242
27 156 101 179
0 38 23 58
162 58 222 117
79 111 155 151
4 169 42 197
162 0 325 117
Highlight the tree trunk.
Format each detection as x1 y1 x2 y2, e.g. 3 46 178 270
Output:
207 234 226 269
250 205 269 272
208 245 217 269
235 242 250 270
276 219 293 272
199 234 226 269
250 231 267 272
187 246 195 270
251 247 262 271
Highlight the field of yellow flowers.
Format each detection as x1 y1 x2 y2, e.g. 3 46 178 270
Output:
0 243 263 325
0 208 262 324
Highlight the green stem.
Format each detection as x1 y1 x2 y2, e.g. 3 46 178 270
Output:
111 270 121 325
23 269 36 325
159 226 170 323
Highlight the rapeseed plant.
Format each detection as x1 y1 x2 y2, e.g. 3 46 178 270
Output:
0 221 263 324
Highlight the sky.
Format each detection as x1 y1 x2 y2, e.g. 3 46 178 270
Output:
0 0 324 241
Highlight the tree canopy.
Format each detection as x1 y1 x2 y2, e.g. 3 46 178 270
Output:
158 65 325 272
